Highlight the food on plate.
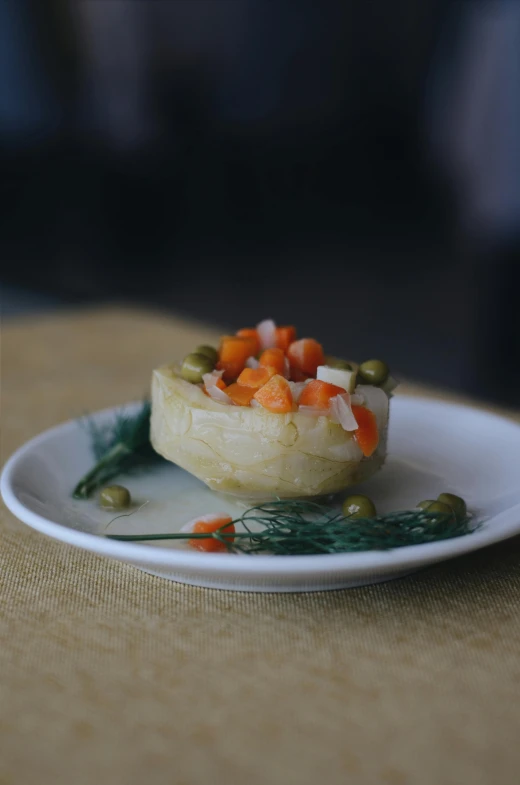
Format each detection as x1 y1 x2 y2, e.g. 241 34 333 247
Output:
417 499 436 510
358 359 390 386
437 492 467 520
108 494 472 555
99 484 131 510
417 493 467 522
72 401 160 500
187 515 235 553
150 318 396 499
342 494 377 519
418 501 456 522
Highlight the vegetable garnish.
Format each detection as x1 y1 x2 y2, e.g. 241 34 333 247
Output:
188 515 235 553
258 348 286 376
253 375 294 413
73 401 162 499
299 380 346 409
151 319 396 498
106 499 474 555
350 405 379 457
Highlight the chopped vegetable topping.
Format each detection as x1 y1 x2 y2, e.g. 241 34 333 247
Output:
329 393 358 431
287 338 325 377
189 516 235 552
225 383 257 406
236 328 261 356
258 347 286 376
237 366 275 390
290 368 312 383
253 375 294 413
298 379 346 409
351 404 379 456
177 319 395 430
275 325 297 351
218 336 256 381
316 365 356 393
256 319 277 350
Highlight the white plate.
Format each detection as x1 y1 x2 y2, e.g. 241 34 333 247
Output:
2 398 520 592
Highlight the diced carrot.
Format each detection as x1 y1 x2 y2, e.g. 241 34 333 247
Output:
236 328 261 356
189 516 235 553
290 368 311 383
298 379 346 409
351 405 379 457
258 347 286 376
275 325 297 351
287 338 325 377
253 375 293 413
225 383 256 406
237 366 275 390
218 336 256 381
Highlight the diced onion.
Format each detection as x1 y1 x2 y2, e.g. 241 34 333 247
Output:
329 393 358 431
350 393 364 406
250 399 263 409
202 369 232 403
203 369 224 386
257 319 277 350
206 385 232 404
245 356 260 369
288 381 307 402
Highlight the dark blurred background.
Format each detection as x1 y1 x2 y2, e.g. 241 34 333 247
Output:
1 0 519 404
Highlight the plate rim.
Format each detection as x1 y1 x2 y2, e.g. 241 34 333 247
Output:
2 397 520 577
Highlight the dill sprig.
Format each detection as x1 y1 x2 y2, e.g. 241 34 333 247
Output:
73 401 162 499
106 499 474 555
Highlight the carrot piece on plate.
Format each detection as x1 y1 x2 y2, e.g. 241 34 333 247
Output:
287 338 325 377
351 405 379 457
237 366 275 390
225 383 256 406
236 328 260 356
189 516 235 552
218 336 256 381
298 379 346 409
253 375 293 413
258 347 286 376
275 325 296 351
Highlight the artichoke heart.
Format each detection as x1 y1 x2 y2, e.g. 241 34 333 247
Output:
150 365 388 500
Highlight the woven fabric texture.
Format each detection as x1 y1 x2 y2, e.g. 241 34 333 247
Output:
1 308 519 785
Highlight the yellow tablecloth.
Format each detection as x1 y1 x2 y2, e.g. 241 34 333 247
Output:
1 307 519 785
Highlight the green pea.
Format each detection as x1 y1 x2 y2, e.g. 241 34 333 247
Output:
437 493 467 520
359 359 389 386
342 494 377 519
421 501 456 521
181 352 215 384
195 345 218 364
100 485 131 510
417 500 436 510
324 356 353 371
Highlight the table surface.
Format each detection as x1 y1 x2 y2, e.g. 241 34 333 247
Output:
2 306 520 785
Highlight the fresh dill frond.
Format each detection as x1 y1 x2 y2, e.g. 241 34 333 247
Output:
73 401 163 499
106 499 475 555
